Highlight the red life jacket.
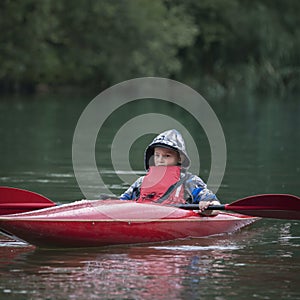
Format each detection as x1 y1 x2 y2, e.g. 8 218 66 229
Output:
137 166 185 204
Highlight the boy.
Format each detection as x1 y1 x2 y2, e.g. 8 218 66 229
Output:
120 129 220 214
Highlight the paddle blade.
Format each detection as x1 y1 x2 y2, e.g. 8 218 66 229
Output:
226 194 300 220
0 186 56 215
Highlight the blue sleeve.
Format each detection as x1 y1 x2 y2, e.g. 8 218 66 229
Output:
185 175 219 204
119 193 132 200
191 187 218 204
119 177 143 200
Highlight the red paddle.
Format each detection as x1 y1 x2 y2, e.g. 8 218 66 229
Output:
175 194 300 220
0 186 299 220
0 186 56 215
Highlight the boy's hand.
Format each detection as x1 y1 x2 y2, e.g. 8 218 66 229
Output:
199 200 220 215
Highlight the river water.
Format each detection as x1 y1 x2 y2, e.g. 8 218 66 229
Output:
0 89 299 299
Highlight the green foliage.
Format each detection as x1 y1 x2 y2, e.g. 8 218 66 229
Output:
0 0 59 90
0 0 299 94
55 0 197 85
178 0 300 95
0 0 197 91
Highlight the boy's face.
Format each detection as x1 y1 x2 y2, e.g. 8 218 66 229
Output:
154 147 180 166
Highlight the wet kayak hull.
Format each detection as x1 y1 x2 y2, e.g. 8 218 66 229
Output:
0 200 258 248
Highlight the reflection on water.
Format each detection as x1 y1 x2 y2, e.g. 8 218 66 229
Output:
0 236 242 299
1 220 300 299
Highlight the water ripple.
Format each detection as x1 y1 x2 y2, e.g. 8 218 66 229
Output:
149 245 241 251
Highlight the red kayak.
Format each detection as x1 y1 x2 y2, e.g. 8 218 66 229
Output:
0 199 258 248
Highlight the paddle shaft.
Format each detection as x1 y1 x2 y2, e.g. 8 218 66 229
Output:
174 204 226 210
173 194 300 220
0 187 299 219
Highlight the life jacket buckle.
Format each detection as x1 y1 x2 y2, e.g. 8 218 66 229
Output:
143 192 156 200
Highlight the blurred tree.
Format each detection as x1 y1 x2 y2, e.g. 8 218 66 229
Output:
0 0 197 92
53 0 197 87
177 0 300 94
0 0 299 94
0 0 59 92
